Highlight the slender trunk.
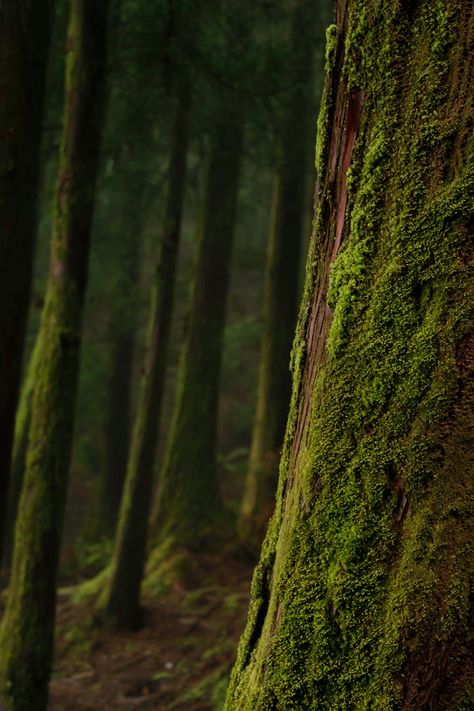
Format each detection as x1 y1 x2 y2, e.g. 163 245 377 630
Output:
98 85 192 628
98 186 142 537
0 0 53 567
226 2 473 709
0 1 110 708
3 336 41 568
240 0 319 544
100 332 135 535
151 109 244 574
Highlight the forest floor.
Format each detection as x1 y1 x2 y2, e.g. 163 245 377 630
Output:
48 554 253 711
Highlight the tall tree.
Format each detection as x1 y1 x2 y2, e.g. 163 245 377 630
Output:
226 1 473 709
97 78 193 627
3 335 41 566
151 104 244 576
0 0 110 707
98 170 143 537
239 0 327 544
2 1 70 569
0 0 54 567
90 0 162 539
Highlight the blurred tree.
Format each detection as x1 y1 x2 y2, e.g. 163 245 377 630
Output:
0 0 111 707
90 0 168 538
98 75 193 627
239 0 331 545
2 0 69 569
0 0 54 569
225 1 474 708
150 101 245 579
99 172 142 536
3 335 41 568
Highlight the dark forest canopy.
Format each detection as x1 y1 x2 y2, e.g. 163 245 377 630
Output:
0 1 472 710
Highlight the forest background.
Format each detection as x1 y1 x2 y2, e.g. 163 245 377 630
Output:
0 0 332 708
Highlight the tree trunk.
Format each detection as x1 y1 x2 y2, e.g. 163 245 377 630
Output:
0 0 110 708
98 180 143 537
3 335 41 568
97 85 192 629
0 0 53 568
239 0 320 545
150 109 244 576
100 331 135 535
226 2 473 709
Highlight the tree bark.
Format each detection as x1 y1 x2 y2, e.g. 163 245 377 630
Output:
100 330 135 534
0 0 53 568
0 1 110 708
98 84 192 628
226 1 473 709
239 0 321 545
150 108 244 576
3 335 41 568
98 176 143 538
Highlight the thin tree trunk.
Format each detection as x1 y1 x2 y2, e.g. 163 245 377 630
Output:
0 0 53 568
226 1 473 709
98 183 143 537
0 1 110 708
240 0 319 545
3 335 41 568
150 109 244 575
100 331 135 535
98 85 192 628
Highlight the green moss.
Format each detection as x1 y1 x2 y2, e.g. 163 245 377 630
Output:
3 335 42 564
226 1 473 709
324 23 337 71
0 0 110 706
315 26 337 182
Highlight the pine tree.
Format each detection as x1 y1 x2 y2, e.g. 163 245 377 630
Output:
226 1 474 708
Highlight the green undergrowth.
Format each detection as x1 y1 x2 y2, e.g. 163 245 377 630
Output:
226 1 473 709
179 665 230 709
70 566 110 606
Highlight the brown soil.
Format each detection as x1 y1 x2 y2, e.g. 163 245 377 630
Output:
48 556 252 711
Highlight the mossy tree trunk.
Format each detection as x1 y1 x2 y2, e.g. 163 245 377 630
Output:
150 109 244 573
0 0 53 568
3 335 42 567
226 2 473 709
239 0 321 545
0 0 110 708
98 84 192 629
